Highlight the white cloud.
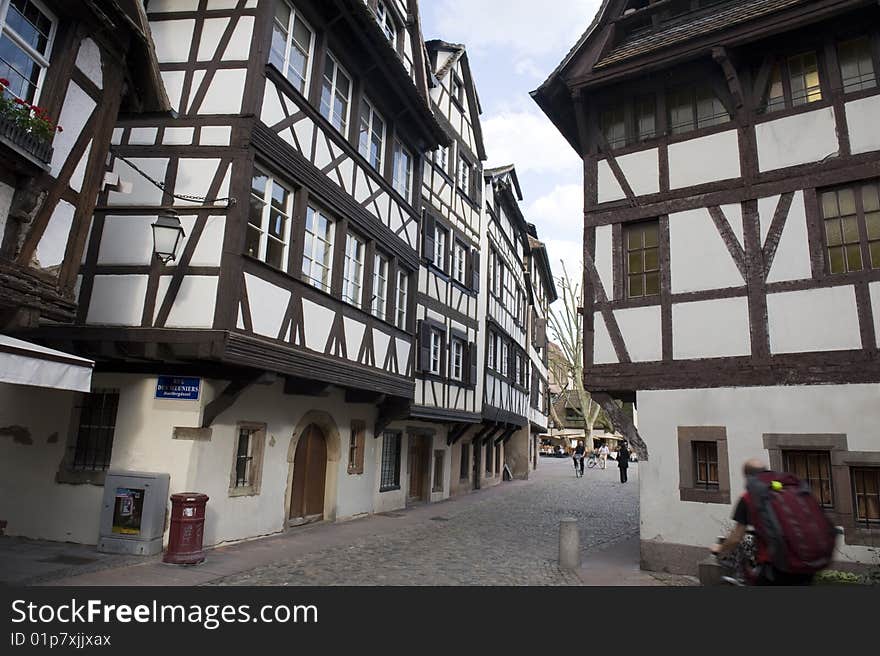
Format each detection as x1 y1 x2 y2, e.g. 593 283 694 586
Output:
544 238 583 288
427 0 601 59
514 58 545 81
483 109 581 175
526 183 583 234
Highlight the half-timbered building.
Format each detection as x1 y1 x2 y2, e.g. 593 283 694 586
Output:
479 165 552 483
534 0 880 574
2 0 449 546
405 40 486 500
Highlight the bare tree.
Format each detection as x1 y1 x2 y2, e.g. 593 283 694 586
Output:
548 260 604 445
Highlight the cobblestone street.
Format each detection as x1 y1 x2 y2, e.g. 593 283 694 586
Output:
211 457 640 586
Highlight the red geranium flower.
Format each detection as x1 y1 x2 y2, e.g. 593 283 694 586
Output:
0 78 9 87
57 125 63 132
13 97 25 105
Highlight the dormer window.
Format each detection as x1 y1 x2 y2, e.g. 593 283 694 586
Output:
376 1 397 49
451 74 464 105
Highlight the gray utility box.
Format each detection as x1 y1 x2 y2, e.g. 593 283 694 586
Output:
98 471 170 556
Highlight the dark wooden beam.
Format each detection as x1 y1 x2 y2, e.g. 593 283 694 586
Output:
446 422 470 446
590 391 648 461
283 376 330 397
345 389 385 404
375 397 410 437
202 373 262 428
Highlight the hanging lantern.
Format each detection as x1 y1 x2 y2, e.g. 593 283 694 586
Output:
151 209 185 264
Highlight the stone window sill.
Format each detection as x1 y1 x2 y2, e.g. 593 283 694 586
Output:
680 487 730 505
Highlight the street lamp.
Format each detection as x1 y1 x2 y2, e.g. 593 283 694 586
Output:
151 209 185 264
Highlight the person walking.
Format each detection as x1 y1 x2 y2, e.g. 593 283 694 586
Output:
598 443 610 469
617 441 630 483
572 440 586 477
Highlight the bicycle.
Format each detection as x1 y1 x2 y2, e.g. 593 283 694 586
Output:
714 531 757 586
572 454 584 478
586 453 599 469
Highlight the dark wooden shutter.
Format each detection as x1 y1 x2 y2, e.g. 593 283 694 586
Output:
422 211 435 261
535 317 547 345
471 248 480 291
468 342 478 387
417 320 431 372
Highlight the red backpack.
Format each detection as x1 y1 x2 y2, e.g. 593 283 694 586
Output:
745 471 838 574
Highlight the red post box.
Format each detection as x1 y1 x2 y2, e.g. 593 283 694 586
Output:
163 493 209 565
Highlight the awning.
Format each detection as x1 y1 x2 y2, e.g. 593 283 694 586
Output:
0 335 93 392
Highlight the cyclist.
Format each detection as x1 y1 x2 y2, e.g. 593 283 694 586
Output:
572 440 586 477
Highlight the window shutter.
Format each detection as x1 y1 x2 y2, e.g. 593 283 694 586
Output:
417 321 431 372
535 317 547 345
468 342 478 388
422 211 435 261
471 248 480 292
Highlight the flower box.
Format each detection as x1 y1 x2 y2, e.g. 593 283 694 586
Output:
0 113 53 163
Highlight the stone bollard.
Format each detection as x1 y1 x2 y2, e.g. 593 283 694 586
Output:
559 517 580 570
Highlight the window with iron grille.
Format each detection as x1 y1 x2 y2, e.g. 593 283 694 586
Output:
460 443 470 480
380 432 401 491
693 441 719 489
819 181 880 274
229 423 265 495
852 467 880 525
70 390 119 471
624 220 660 298
667 84 728 134
783 450 834 508
762 51 823 113
838 36 877 94
433 450 444 492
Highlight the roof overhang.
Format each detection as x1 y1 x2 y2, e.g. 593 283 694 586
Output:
0 335 93 392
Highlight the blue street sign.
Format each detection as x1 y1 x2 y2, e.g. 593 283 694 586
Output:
155 376 201 400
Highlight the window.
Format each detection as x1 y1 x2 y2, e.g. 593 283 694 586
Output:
485 440 493 474
693 441 719 489
433 225 447 271
600 106 626 148
375 1 397 48
0 0 55 104
624 220 660 298
489 249 498 294
501 341 509 377
372 253 389 320
495 444 501 475
852 467 880 525
269 0 314 94
635 94 656 142
395 269 408 329
247 171 293 270
430 328 443 376
348 420 366 475
319 52 351 133
451 338 464 381
763 52 823 112
342 233 365 306
820 182 880 274
838 36 877 94
783 450 833 508
230 423 266 496
451 74 463 105
436 146 449 174
452 241 467 285
379 432 402 491
432 450 444 493
668 84 728 134
457 155 471 196
302 205 335 292
460 443 470 480
487 330 496 371
514 354 522 386
70 390 119 471
358 98 385 171
392 140 413 202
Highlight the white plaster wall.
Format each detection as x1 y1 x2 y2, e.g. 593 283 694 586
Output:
75 38 102 89
668 130 740 189
594 224 613 297
160 71 185 114
86 275 149 325
765 191 812 283
869 281 880 348
672 297 751 360
593 311 617 365
154 275 217 328
175 159 230 207
597 159 625 203
615 305 661 362
845 95 880 155
34 200 75 268
639 384 880 563
0 180 14 246
767 286 861 354
108 158 169 206
68 141 92 193
618 148 659 197
0 384 101 543
245 273 290 339
669 207 744 293
50 83 96 178
200 126 231 146
302 298 334 352
197 17 254 62
151 20 195 64
98 216 153 265
756 107 839 171
163 127 194 145
196 69 246 115
373 431 409 513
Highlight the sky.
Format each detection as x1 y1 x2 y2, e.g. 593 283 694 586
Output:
420 0 604 291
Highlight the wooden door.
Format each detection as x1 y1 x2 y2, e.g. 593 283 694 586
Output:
408 437 428 502
472 440 481 490
289 425 327 523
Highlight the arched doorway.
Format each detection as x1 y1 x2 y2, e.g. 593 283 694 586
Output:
289 424 327 526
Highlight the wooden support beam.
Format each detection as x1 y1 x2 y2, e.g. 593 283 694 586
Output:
374 397 410 437
283 376 330 397
446 422 470 446
202 374 261 428
590 391 648 461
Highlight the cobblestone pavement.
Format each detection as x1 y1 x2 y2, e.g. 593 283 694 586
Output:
210 457 641 586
